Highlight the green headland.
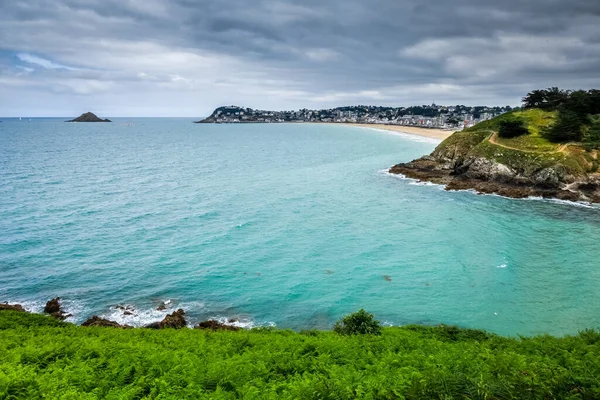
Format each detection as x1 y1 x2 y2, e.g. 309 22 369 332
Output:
390 88 600 203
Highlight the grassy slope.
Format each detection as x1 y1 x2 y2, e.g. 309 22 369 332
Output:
480 109 558 152
1 312 600 399
434 109 595 176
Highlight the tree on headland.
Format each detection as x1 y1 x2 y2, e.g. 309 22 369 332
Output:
584 115 600 149
525 88 600 143
522 87 570 110
498 118 529 138
544 110 585 142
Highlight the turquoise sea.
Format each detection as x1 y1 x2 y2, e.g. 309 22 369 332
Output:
1 118 599 336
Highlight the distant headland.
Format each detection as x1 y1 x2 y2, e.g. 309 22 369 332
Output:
195 104 513 130
67 112 111 122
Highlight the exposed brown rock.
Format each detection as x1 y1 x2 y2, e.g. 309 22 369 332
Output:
44 297 61 314
81 316 132 329
389 157 600 204
145 322 162 329
0 303 26 312
114 305 136 316
156 302 167 311
44 297 71 320
160 309 186 328
145 309 187 329
194 320 240 331
50 312 71 320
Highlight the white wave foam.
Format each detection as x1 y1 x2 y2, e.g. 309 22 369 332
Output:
206 316 259 329
496 264 508 269
5 298 275 329
448 188 599 209
60 299 89 323
381 170 599 209
540 198 596 209
96 300 206 327
408 180 440 187
99 307 170 327
95 301 277 329
10 298 87 323
16 300 45 314
379 170 445 189
482 192 598 209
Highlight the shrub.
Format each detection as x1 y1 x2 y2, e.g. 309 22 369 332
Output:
543 110 586 142
333 309 381 335
498 118 529 138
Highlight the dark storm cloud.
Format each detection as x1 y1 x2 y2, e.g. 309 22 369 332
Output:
0 0 599 116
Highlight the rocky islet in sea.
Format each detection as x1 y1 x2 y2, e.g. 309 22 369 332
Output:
66 112 111 122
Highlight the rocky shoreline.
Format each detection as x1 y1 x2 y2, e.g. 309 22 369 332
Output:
0 299 240 331
389 156 600 203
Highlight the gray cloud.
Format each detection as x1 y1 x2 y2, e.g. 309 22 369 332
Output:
1 0 599 116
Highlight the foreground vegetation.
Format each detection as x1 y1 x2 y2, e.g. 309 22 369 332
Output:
1 311 600 399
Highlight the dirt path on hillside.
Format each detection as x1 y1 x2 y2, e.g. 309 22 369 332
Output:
488 132 568 154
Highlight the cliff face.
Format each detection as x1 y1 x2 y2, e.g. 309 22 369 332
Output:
390 109 600 203
67 112 111 122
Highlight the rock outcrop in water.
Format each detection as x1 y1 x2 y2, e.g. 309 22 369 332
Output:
115 305 136 316
82 316 132 328
390 109 600 203
0 303 26 312
67 112 111 122
44 297 72 320
195 320 240 331
145 309 187 329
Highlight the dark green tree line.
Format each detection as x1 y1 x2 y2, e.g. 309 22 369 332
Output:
523 88 600 143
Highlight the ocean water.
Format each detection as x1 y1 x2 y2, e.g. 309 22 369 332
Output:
1 118 599 336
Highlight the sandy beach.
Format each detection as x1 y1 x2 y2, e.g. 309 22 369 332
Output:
339 123 453 141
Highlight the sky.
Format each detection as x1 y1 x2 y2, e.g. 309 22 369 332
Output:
1 0 599 117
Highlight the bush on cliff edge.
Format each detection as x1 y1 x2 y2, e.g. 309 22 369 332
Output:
333 309 382 335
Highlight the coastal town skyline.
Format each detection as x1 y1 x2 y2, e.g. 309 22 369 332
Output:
196 103 513 129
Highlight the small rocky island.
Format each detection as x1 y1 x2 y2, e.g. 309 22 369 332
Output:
390 88 600 203
67 112 111 122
